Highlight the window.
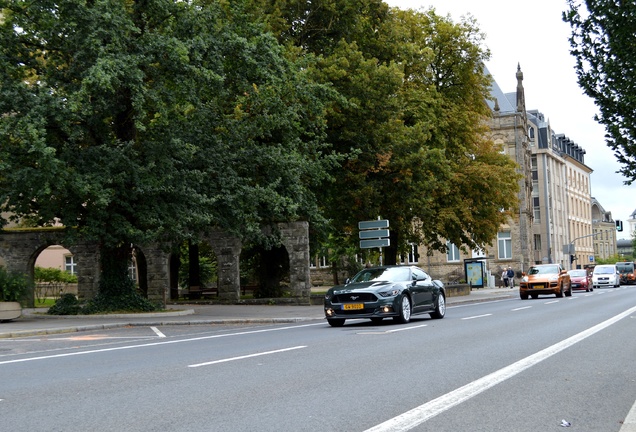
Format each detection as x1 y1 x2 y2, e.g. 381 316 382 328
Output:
400 244 419 264
64 255 76 275
498 231 512 259
534 234 542 250
533 197 541 223
446 242 460 262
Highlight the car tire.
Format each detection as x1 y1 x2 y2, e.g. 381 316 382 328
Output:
429 293 446 319
327 318 345 327
520 292 528 300
394 293 411 324
565 282 572 297
556 284 564 298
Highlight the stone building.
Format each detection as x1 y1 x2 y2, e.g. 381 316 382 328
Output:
527 112 594 269
591 198 618 260
414 65 534 286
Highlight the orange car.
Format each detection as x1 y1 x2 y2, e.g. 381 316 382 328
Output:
519 264 572 299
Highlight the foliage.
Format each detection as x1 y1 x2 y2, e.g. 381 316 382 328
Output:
594 254 624 265
34 267 78 284
177 241 217 290
564 0 636 184
0 266 30 302
47 293 82 315
0 0 336 303
259 3 520 263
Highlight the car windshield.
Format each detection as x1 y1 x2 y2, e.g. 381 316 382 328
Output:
350 267 411 283
528 265 559 275
594 266 615 274
568 270 587 277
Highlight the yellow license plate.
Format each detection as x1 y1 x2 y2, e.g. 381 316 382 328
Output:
343 303 364 310
533 285 544 289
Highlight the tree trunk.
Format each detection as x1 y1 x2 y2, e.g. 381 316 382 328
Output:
188 241 202 299
99 244 136 298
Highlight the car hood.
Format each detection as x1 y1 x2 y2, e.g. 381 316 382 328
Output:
524 274 559 282
329 281 396 294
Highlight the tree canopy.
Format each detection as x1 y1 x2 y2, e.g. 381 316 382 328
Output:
564 0 636 184
0 0 335 245
1 0 521 298
0 0 336 307
256 2 519 263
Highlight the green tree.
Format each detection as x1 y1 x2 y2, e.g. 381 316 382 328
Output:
0 0 334 308
563 0 636 184
258 2 519 265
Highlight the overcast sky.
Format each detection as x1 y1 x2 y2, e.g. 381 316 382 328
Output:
385 0 635 240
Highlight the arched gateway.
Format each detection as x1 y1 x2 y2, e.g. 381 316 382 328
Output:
0 222 311 308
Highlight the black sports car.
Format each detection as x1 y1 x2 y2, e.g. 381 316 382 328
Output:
323 265 446 327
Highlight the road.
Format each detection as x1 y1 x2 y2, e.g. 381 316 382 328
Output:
1 287 636 432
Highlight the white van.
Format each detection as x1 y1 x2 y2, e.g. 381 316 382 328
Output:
592 264 620 288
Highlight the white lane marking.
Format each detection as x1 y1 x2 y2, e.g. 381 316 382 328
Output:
512 306 532 311
0 322 323 366
364 304 636 432
461 314 492 320
544 300 559 304
386 324 428 333
188 345 306 368
150 327 166 338
620 399 636 432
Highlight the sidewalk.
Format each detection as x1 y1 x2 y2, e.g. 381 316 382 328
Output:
0 287 518 339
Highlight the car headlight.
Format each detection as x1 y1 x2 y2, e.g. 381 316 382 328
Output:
378 289 400 298
324 293 332 301
522 276 529 282
549 276 558 282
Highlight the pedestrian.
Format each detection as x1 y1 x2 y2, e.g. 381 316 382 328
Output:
507 267 515 289
502 269 508 288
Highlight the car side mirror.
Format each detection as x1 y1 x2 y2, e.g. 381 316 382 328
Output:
344 278 350 285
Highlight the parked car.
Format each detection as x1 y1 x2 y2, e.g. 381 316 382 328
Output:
519 264 572 299
592 264 620 288
567 269 593 292
323 265 446 327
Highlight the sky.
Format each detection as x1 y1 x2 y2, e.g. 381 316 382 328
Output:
385 0 635 240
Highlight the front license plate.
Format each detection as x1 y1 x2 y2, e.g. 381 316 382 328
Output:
533 285 545 289
343 303 364 310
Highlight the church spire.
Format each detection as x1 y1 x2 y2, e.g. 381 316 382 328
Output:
516 63 526 113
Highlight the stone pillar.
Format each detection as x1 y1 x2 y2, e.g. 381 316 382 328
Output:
279 221 311 301
139 244 170 306
68 242 101 301
205 230 242 302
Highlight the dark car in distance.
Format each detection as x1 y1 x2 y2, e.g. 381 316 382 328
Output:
567 269 593 292
323 265 446 327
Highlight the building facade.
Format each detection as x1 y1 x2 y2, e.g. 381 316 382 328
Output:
591 198 617 260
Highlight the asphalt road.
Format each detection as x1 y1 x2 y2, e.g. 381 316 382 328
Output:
1 286 636 432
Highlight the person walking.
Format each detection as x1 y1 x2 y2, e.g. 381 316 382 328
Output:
507 267 515 289
502 269 509 288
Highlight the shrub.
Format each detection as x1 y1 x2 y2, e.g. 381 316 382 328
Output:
0 266 30 302
47 293 82 315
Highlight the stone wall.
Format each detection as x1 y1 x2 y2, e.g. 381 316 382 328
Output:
1 223 312 307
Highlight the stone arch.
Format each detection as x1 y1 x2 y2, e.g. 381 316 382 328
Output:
201 230 242 302
1 222 311 307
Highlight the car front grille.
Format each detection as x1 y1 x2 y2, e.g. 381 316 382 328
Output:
331 292 378 303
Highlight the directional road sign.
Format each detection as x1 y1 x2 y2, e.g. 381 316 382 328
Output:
360 238 391 249
358 219 389 230
359 229 390 240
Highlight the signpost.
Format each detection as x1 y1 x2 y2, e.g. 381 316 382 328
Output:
359 219 390 249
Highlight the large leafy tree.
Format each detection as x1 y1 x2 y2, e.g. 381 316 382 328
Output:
0 0 334 306
255 2 519 264
563 0 636 184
